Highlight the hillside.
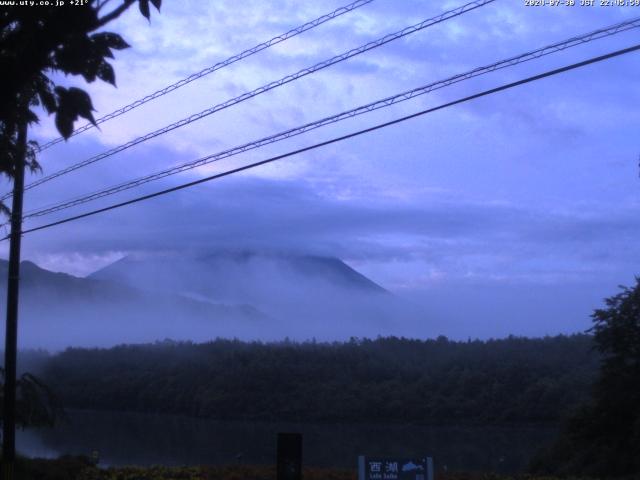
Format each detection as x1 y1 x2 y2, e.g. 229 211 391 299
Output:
89 251 388 299
0 252 417 348
87 251 414 340
0 259 268 350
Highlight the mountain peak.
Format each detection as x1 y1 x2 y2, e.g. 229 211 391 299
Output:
90 250 387 296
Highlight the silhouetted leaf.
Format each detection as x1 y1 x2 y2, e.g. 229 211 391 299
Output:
38 87 57 114
65 87 96 124
25 109 38 124
139 0 150 20
55 32 125 83
97 61 116 86
54 110 74 139
54 36 94 76
53 86 96 137
91 32 130 50
150 0 161 11
25 141 41 173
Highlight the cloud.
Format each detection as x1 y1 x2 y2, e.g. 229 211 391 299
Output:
1 0 637 340
11 172 640 289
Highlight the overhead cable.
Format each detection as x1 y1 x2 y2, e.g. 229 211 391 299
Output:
36 0 376 152
12 42 640 239
21 16 640 220
7 0 495 200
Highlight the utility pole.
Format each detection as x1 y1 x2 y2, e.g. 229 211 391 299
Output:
2 119 27 480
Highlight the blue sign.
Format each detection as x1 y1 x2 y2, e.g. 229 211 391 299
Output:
358 457 434 480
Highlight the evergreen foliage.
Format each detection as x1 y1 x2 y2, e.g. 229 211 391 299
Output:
530 279 640 478
41 335 597 425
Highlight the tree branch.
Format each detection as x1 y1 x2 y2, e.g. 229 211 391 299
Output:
96 0 136 28
96 0 115 13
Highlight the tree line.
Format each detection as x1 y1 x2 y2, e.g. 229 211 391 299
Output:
35 334 598 425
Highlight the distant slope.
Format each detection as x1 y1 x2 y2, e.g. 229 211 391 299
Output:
0 260 268 350
88 250 403 340
277 254 387 294
90 251 388 298
0 250 420 348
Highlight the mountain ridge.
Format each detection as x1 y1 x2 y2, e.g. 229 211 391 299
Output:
0 258 269 349
0 251 412 349
89 251 388 295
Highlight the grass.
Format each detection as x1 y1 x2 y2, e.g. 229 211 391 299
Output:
11 456 596 480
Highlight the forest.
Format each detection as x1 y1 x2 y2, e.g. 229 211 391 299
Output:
32 334 598 425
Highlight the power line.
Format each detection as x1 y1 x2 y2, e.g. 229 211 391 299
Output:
20 16 640 220
6 0 495 200
36 0 375 152
11 42 640 240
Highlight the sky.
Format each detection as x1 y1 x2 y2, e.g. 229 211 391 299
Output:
2 0 640 339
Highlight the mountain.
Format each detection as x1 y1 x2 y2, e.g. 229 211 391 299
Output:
0 259 268 350
89 251 412 340
0 251 420 349
89 251 387 299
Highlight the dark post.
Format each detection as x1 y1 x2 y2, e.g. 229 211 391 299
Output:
277 432 302 480
2 120 27 480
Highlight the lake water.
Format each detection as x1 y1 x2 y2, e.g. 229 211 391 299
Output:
17 410 557 473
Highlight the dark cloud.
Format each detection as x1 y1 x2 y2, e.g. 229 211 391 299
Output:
16 173 640 287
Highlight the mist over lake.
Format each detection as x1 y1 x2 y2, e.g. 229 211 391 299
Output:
17 410 557 473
